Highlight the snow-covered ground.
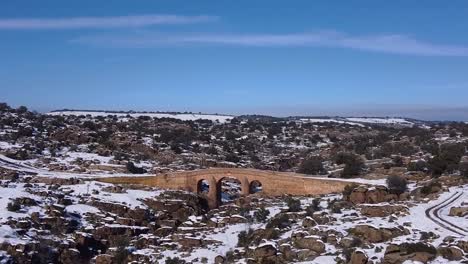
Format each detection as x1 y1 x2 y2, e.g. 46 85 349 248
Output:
346 117 414 126
398 185 468 241
60 181 164 208
47 111 234 123
299 118 365 127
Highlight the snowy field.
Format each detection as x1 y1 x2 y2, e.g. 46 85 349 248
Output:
47 111 234 123
299 118 365 127
346 117 414 126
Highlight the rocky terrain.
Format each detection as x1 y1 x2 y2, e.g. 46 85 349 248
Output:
0 103 467 264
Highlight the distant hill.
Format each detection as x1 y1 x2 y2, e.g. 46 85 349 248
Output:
49 109 458 127
47 110 234 123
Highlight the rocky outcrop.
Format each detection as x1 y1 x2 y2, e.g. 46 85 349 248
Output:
448 206 468 217
95 254 113 264
251 243 278 263
360 204 408 217
302 217 317 228
348 185 399 204
456 240 468 252
348 225 409 243
349 250 368 264
291 232 326 253
437 246 464 261
383 242 437 264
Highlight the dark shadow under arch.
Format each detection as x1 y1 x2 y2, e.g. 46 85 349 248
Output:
197 179 210 194
249 180 263 194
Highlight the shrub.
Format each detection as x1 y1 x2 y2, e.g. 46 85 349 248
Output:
420 181 442 195
266 214 291 229
165 257 187 264
342 183 359 197
335 152 364 178
7 201 21 212
113 236 130 264
304 199 321 216
126 162 147 174
0 102 10 111
225 153 240 163
334 152 357 165
254 207 270 223
224 250 237 262
237 229 254 247
428 156 447 177
341 162 363 178
286 197 301 212
16 106 28 114
264 228 280 240
460 161 468 178
407 160 427 172
386 175 408 195
429 143 466 176
298 156 325 175
392 156 404 167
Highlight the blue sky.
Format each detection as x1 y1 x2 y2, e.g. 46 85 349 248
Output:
1 1 468 120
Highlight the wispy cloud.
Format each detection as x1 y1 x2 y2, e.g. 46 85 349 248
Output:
73 30 468 56
0 15 217 29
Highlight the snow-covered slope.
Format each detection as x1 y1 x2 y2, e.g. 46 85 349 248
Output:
47 111 234 123
300 118 365 127
346 117 414 126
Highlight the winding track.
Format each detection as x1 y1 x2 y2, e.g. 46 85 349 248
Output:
425 191 467 236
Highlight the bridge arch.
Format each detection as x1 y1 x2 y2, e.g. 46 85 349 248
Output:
196 179 210 194
216 176 242 206
249 180 263 194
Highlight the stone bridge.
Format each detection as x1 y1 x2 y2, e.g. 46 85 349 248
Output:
99 168 358 208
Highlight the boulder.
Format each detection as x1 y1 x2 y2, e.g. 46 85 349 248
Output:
296 249 319 261
93 225 149 243
178 237 202 248
456 240 468 252
221 215 247 225
59 248 81 264
437 246 464 261
348 225 409 243
302 217 317 228
0 169 19 181
291 233 325 253
360 205 408 217
254 243 277 258
311 212 334 225
448 206 468 217
365 186 390 204
349 250 368 264
95 254 113 264
214 255 225 264
349 186 367 204
278 244 297 261
339 237 362 248
383 242 437 264
348 185 392 204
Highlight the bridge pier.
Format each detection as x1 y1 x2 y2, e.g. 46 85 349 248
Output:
241 177 250 196
207 177 218 209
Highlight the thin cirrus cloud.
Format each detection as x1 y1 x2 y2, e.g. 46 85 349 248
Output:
0 15 218 29
72 31 468 57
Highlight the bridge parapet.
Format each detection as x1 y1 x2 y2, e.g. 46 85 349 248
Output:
99 168 359 208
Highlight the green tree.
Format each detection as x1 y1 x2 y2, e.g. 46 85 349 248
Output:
298 156 325 175
254 207 270 222
386 175 408 195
